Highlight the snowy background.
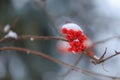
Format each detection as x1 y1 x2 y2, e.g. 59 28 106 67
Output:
0 0 120 80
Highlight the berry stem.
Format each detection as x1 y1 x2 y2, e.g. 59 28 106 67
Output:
83 51 98 61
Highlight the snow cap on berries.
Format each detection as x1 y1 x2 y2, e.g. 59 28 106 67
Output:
62 23 83 34
61 22 87 54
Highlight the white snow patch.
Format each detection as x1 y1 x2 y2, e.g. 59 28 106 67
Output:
4 30 18 39
30 37 34 41
3 24 10 33
62 23 83 31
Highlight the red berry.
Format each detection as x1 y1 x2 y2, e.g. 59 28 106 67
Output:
61 23 88 54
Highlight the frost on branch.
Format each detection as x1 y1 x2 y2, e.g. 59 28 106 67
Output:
3 24 18 39
4 30 18 39
61 23 88 54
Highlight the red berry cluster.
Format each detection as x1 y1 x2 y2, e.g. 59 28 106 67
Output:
62 28 87 53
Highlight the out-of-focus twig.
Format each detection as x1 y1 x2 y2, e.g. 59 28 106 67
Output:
93 36 120 45
62 54 84 78
40 0 46 9
11 17 19 29
97 51 120 64
0 46 120 80
102 62 109 72
33 0 60 35
39 0 61 36
0 37 5 42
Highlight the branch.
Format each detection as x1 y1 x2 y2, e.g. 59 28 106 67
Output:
0 47 119 80
17 35 66 41
88 49 120 64
1 35 120 65
11 16 19 29
0 35 67 42
97 51 120 64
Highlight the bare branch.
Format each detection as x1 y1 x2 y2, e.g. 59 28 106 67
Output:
91 50 120 64
0 35 67 43
97 51 120 64
17 35 66 41
11 17 19 29
99 48 107 60
33 0 61 36
1 35 120 65
0 46 119 79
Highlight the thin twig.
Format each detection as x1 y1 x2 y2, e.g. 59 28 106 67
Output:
62 54 83 77
40 0 61 36
33 0 60 36
91 50 120 64
83 48 120 65
40 0 46 9
102 62 109 72
99 48 107 60
11 17 19 29
0 46 119 80
97 51 120 64
0 38 5 42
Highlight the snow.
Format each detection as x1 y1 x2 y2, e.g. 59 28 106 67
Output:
4 30 18 39
3 24 10 33
62 23 83 32
30 37 34 41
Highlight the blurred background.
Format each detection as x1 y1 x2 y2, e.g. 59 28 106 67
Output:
0 0 120 80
